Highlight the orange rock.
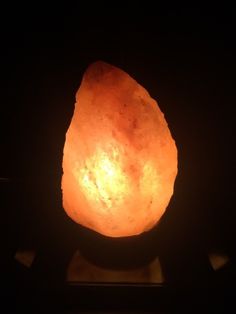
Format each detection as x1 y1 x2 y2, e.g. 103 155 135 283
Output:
62 61 178 237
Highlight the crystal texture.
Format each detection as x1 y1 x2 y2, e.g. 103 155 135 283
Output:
62 61 178 237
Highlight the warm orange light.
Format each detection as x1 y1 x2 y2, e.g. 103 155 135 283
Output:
62 61 178 237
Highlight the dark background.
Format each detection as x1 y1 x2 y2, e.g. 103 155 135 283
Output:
1 3 235 312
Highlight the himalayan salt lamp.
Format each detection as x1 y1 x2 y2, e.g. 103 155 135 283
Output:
62 61 178 237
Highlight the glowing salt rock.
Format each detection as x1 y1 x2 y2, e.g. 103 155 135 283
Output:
62 61 178 237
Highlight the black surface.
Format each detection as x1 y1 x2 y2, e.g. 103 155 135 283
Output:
1 3 236 313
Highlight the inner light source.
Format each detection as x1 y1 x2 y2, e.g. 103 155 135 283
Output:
62 61 178 237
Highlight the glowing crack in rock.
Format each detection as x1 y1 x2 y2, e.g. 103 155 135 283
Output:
62 61 178 237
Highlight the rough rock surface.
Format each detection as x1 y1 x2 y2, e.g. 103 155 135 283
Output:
62 61 178 237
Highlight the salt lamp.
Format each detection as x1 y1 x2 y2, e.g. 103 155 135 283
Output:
62 61 178 237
